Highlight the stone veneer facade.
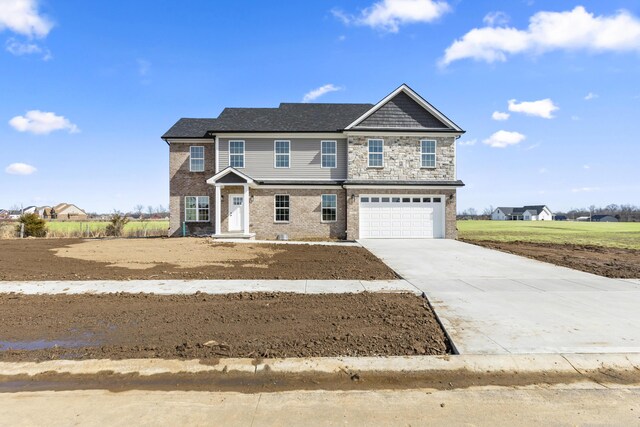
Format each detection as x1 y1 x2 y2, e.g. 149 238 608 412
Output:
347 135 455 181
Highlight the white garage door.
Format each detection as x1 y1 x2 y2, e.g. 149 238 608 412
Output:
359 195 445 239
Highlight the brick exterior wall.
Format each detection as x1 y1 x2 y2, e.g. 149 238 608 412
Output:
249 188 347 240
169 142 216 236
345 188 457 240
347 135 455 181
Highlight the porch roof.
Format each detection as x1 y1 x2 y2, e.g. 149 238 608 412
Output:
206 167 254 185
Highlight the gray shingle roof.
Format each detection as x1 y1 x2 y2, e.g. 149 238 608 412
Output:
162 103 374 138
162 118 218 139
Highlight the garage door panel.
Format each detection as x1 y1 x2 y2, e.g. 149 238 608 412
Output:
360 195 444 239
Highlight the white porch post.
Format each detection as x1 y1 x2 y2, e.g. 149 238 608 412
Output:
243 184 250 235
215 184 221 235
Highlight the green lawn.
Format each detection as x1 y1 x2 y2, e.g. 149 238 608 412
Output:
45 220 169 237
458 220 640 250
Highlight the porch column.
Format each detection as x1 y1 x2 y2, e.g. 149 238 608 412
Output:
215 184 221 235
243 184 250 235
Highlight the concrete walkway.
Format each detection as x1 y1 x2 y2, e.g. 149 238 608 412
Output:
0 279 419 295
3 388 639 426
360 239 640 354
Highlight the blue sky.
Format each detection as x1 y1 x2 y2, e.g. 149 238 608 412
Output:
1 0 639 213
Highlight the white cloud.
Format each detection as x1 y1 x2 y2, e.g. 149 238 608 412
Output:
5 37 50 59
9 110 79 135
571 186 599 193
0 0 53 38
491 111 510 121
524 142 540 151
302 84 343 102
441 6 640 66
584 92 598 100
457 138 476 146
508 98 558 118
332 0 450 33
483 11 509 27
5 162 36 175
482 130 526 148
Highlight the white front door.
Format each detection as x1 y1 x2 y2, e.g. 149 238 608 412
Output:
228 194 244 231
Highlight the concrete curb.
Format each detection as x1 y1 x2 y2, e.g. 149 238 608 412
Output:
0 279 422 295
1 354 639 377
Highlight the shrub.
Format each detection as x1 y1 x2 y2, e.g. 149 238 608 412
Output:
105 212 130 237
17 213 47 237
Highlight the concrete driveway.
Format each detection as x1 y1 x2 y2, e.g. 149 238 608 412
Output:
360 239 640 354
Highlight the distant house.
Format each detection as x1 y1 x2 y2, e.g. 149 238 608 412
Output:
0 209 8 219
7 210 22 220
22 206 37 214
52 203 88 220
491 205 553 221
554 215 567 221
576 216 590 221
591 215 619 222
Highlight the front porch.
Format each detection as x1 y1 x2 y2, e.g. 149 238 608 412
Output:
206 167 256 239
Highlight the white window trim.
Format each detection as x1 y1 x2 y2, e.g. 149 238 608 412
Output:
274 194 290 223
367 138 384 168
320 194 337 223
228 140 245 169
274 140 291 169
189 146 205 172
420 139 437 169
320 140 337 169
184 196 210 222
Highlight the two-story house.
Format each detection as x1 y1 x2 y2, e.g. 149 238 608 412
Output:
162 84 465 240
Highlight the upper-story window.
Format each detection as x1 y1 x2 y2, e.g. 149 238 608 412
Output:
189 146 204 172
321 140 337 168
421 140 436 168
274 140 290 168
229 140 245 168
368 139 384 168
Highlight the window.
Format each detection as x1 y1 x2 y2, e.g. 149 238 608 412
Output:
361 197 370 203
433 197 442 203
189 146 205 172
422 197 431 203
321 140 337 168
412 197 421 203
229 140 245 168
274 140 290 168
274 194 290 222
368 139 384 167
321 194 337 222
185 196 209 222
381 197 390 202
421 140 436 168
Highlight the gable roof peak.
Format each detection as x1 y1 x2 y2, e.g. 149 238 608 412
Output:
344 84 464 132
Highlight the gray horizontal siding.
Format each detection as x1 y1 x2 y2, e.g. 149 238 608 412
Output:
219 138 347 180
356 92 449 129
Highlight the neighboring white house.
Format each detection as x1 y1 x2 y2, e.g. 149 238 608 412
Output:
492 205 553 221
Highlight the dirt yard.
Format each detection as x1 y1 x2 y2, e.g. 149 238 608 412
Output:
0 238 398 281
463 240 640 279
0 292 450 361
